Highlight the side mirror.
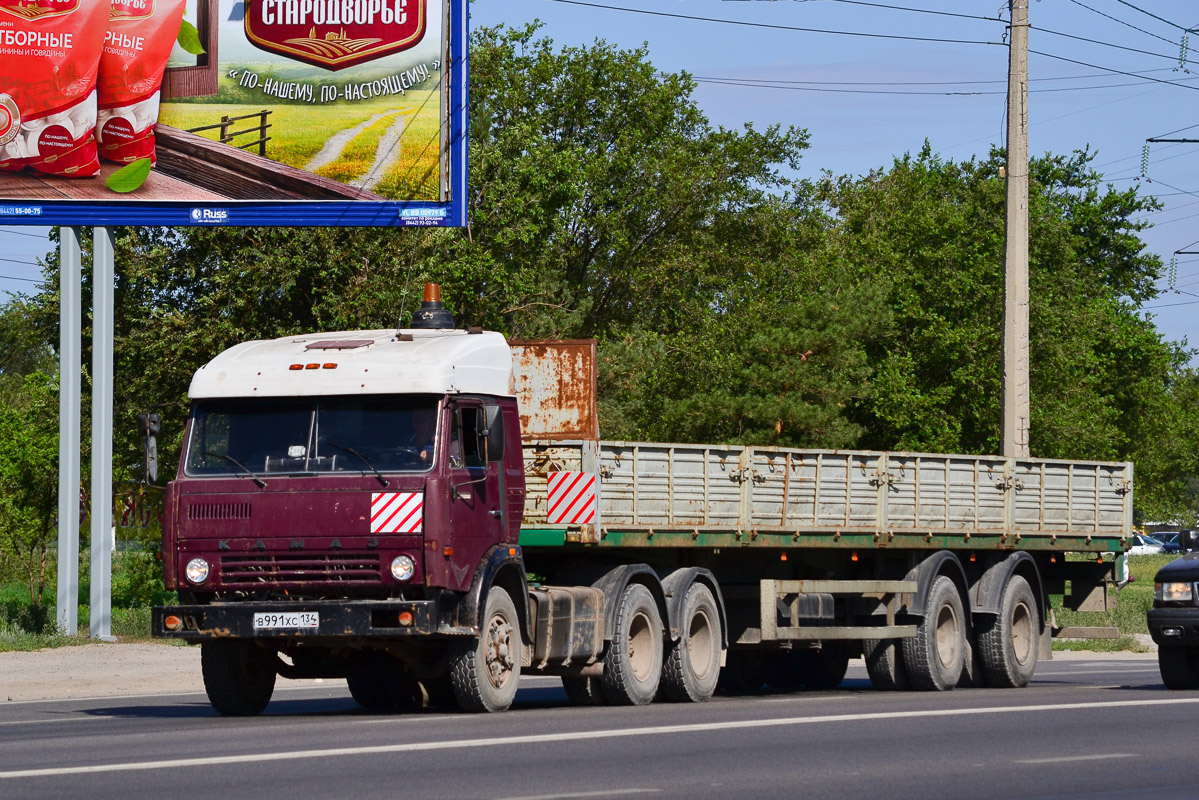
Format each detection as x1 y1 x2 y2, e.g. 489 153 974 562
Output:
137 412 161 483
479 405 505 463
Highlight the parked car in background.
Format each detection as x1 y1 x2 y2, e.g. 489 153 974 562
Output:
1130 534 1167 555
1157 532 1182 554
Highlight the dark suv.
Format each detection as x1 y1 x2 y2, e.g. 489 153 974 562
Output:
1148 531 1199 688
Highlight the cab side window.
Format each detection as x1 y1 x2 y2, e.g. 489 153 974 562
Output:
450 406 485 468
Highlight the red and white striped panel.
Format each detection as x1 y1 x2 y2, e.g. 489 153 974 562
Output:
371 492 423 534
547 472 597 524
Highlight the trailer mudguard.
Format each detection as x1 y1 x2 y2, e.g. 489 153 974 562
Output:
904 550 970 618
970 552 1045 618
660 567 729 648
455 544 532 643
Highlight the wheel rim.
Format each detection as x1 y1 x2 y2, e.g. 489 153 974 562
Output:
627 610 656 682
484 611 515 689
687 609 715 681
1010 599 1034 666
935 602 961 669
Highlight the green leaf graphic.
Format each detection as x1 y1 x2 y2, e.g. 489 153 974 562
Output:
177 18 206 55
106 158 153 194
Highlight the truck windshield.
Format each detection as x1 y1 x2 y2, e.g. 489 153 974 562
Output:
184 395 440 477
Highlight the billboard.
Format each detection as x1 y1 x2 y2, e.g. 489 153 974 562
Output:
0 0 468 227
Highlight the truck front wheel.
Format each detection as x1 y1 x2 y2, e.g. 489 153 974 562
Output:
449 587 522 713
601 583 664 705
1158 644 1199 689
201 640 276 716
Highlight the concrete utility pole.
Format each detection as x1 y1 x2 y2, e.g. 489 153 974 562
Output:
1002 0 1030 459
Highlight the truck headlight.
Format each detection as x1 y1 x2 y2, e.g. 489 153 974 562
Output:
390 555 416 582
1156 582 1193 603
185 557 210 585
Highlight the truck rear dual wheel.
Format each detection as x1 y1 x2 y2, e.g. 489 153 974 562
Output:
902 575 966 691
661 583 722 702
449 587 522 713
601 583 664 705
201 640 277 716
862 638 910 691
562 676 606 706
978 575 1039 688
794 643 850 690
1158 644 1199 690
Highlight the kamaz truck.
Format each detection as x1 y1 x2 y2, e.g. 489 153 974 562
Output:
152 285 1133 715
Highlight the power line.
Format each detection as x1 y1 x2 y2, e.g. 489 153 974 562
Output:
1112 0 1195 33
1033 25 1177 62
691 75 1176 96
687 68 1175 88
0 274 41 283
546 0 1004 47
1030 48 1199 91
0 256 40 267
0 227 50 239
1067 0 1181 46
821 0 1002 24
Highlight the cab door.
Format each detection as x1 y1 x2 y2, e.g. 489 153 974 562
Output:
444 399 504 589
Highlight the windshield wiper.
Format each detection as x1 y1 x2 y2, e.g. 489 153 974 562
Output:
326 442 390 487
204 451 267 488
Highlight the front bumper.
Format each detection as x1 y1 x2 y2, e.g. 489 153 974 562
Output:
1147 607 1199 646
152 600 445 641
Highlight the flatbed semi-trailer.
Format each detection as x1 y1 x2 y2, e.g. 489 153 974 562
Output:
152 286 1131 714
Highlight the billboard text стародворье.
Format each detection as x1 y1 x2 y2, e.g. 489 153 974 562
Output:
0 0 467 227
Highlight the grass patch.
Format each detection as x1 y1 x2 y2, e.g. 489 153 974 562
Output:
1051 553 1173 652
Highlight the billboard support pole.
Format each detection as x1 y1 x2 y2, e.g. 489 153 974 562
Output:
89 226 116 642
56 227 83 636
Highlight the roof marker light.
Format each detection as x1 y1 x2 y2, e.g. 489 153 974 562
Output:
305 363 320 370
289 364 303 371
323 363 337 369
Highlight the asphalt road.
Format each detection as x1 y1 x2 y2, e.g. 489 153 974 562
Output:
1 655 1196 800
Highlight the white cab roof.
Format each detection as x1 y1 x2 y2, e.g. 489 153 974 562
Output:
188 329 514 399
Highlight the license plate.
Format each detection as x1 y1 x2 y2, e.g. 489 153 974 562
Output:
252 611 319 630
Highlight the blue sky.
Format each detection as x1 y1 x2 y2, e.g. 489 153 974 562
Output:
4 0 1199 360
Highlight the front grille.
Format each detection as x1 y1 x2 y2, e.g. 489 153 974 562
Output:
189 502 252 520
219 553 382 588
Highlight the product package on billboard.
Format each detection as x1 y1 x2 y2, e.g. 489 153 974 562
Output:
97 0 187 165
0 0 109 178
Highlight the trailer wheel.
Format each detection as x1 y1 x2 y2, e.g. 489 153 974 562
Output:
449 587 522 713
902 575 965 691
1158 645 1199 690
661 583 722 702
601 583 664 705
862 638 910 691
201 640 276 716
346 652 422 711
978 574 1038 688
562 676 607 706
795 642 850 690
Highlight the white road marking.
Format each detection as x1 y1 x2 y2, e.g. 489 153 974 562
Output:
3 696 1199 780
0 717 107 728
1015 753 1139 764
497 790 661 800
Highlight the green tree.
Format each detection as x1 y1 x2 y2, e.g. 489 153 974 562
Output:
0 372 64 605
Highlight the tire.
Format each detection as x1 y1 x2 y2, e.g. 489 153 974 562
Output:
449 587 522 713
601 583 664 706
978 574 1039 688
661 583 723 703
902 575 966 691
562 676 607 706
1158 644 1199 690
201 640 277 716
795 642 850 690
346 652 422 711
862 638 910 691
